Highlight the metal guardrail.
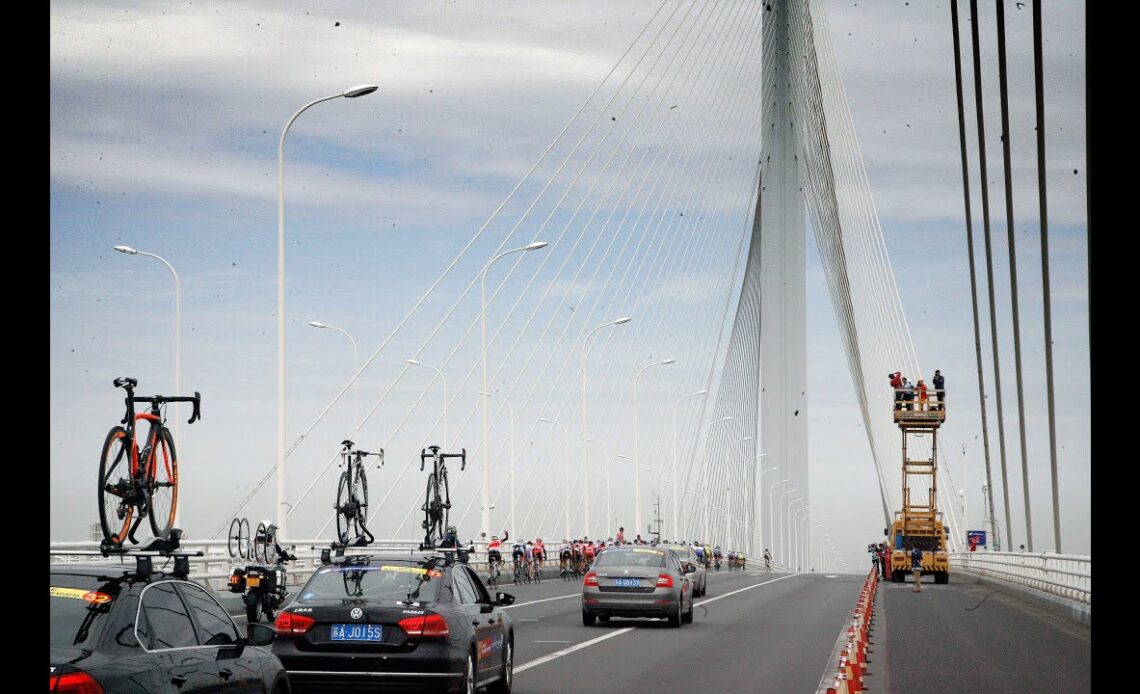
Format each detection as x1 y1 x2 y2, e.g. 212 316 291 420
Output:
949 551 1090 605
51 538 775 589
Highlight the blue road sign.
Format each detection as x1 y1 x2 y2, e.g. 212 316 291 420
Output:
967 530 986 546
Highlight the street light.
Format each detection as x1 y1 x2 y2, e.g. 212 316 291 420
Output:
581 316 631 537
770 479 790 564
481 241 548 539
672 389 708 541
539 417 570 540
701 416 734 541
794 505 810 572
756 463 777 554
723 437 751 549
615 454 629 538
309 321 358 431
277 83 378 539
633 358 675 533
484 392 515 536
781 487 801 567
114 244 181 527
407 359 448 447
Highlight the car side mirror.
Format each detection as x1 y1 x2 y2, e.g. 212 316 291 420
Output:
496 592 516 607
684 563 696 574
247 622 276 647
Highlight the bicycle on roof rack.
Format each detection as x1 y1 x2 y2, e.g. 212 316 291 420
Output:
228 519 296 623
334 439 383 548
98 377 201 551
419 445 465 550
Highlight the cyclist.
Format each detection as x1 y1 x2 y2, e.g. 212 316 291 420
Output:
571 539 583 574
582 538 596 571
693 543 705 566
487 535 504 581
713 545 723 571
511 537 527 583
533 537 546 579
763 548 772 571
558 539 572 576
440 525 459 548
524 541 536 581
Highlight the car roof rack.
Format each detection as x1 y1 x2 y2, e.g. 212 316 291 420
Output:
49 529 203 580
316 543 476 566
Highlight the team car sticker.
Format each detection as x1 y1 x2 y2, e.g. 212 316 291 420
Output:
478 634 504 660
50 587 112 604
380 565 443 578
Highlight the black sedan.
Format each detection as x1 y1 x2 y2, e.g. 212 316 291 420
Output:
50 562 289 693
271 552 516 694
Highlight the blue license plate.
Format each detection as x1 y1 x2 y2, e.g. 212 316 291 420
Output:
330 624 383 641
614 577 641 588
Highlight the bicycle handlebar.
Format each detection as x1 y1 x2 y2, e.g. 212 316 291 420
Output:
419 446 466 471
117 375 202 424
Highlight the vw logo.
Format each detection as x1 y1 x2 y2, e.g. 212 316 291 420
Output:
350 608 364 620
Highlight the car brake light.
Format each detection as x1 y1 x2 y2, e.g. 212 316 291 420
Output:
274 611 316 635
398 612 450 638
51 672 104 694
584 571 599 587
656 573 673 588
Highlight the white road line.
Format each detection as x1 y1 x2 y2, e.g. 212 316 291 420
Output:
503 593 578 609
514 628 636 674
514 573 804 675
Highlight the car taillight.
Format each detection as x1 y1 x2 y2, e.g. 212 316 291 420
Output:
398 612 450 638
584 571 599 587
656 573 673 588
274 611 316 635
51 672 104 694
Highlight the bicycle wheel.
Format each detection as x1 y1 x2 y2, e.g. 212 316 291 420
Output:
98 426 134 545
254 522 268 563
238 518 250 559
228 518 241 558
263 525 277 563
352 465 369 536
336 471 352 545
423 475 443 546
145 426 178 539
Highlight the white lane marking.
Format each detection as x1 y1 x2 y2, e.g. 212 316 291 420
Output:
515 573 804 675
514 628 636 674
825 574 838 578
503 593 578 609
694 573 798 607
515 618 540 622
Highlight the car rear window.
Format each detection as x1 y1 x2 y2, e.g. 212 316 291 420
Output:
669 546 693 559
50 574 120 649
593 548 667 568
300 561 444 604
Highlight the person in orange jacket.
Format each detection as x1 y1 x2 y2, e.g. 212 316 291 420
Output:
917 379 929 411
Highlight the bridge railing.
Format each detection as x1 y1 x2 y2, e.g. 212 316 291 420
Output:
51 539 776 590
949 550 1090 605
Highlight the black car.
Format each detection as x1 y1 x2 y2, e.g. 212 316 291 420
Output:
271 552 515 693
50 561 290 693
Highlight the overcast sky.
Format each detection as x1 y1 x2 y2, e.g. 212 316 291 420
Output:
50 1 1088 564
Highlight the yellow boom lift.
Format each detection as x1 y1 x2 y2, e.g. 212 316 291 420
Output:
886 388 950 584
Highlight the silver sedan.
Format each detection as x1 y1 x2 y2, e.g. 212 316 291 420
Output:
581 545 695 627
666 544 707 596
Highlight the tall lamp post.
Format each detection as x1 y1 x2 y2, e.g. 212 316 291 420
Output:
701 416 734 541
484 392 515 536
770 479 790 565
114 245 181 527
309 322 359 431
407 359 449 447
756 464 778 554
480 241 548 540
671 389 708 540
794 505 810 572
723 436 751 548
581 316 632 537
633 358 675 534
277 83 378 539
538 417 570 540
